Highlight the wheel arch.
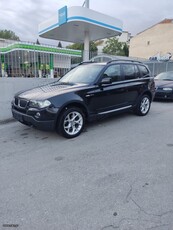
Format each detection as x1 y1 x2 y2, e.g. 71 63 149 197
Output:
135 90 152 107
56 101 89 126
141 90 152 101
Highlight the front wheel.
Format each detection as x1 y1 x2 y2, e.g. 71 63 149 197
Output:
134 95 151 116
58 107 85 138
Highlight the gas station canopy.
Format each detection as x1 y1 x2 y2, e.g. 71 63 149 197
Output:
39 6 123 43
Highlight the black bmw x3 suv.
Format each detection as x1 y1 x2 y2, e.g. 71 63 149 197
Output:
12 59 155 138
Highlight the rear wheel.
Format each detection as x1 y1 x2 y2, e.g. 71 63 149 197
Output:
58 107 85 138
134 95 151 116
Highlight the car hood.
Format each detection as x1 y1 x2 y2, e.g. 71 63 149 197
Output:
155 80 173 88
16 82 88 100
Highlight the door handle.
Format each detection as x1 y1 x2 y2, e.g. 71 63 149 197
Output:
85 94 94 98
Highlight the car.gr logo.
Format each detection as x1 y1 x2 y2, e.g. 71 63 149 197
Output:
149 52 172 62
58 6 67 26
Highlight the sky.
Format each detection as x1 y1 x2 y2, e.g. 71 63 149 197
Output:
0 0 172 46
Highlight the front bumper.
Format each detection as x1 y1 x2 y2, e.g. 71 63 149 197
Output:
155 90 173 100
11 106 58 131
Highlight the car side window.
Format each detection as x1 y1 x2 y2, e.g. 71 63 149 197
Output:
135 65 141 78
138 65 149 77
122 64 136 80
103 64 121 82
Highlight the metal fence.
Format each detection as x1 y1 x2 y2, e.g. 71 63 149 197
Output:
90 53 173 77
0 41 82 78
144 61 173 76
1 43 173 78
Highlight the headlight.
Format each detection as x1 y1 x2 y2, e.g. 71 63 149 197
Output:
29 100 51 108
162 87 173 91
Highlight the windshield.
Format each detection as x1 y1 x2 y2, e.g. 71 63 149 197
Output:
155 72 173 81
59 64 104 84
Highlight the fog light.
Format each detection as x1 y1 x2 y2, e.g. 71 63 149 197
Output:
35 112 41 119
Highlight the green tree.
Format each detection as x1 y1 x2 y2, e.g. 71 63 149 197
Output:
66 43 83 50
0 29 20 40
103 38 129 56
58 41 62 48
123 43 129 57
89 41 98 53
36 39 40 44
66 41 97 52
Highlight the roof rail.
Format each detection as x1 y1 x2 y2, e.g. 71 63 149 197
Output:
70 60 94 70
78 60 94 65
107 59 143 64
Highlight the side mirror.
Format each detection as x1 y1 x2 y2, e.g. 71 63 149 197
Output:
100 76 112 85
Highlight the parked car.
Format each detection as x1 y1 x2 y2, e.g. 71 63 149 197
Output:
11 60 155 138
154 71 173 100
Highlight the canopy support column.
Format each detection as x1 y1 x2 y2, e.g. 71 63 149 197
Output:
83 31 90 61
83 0 90 61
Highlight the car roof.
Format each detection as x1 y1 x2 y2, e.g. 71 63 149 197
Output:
80 59 144 66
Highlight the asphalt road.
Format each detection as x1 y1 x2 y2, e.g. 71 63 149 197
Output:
0 101 173 230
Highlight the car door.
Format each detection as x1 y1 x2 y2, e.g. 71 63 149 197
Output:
121 64 146 104
86 64 129 114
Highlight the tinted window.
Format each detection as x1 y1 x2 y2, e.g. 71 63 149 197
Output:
122 64 136 80
138 65 149 77
135 65 141 78
103 64 121 82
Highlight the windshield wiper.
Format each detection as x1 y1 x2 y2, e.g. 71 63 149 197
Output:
59 81 75 85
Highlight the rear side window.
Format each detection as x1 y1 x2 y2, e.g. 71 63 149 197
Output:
122 64 136 80
135 65 141 78
138 65 149 77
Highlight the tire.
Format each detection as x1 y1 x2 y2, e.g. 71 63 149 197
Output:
134 95 151 116
58 107 85 138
